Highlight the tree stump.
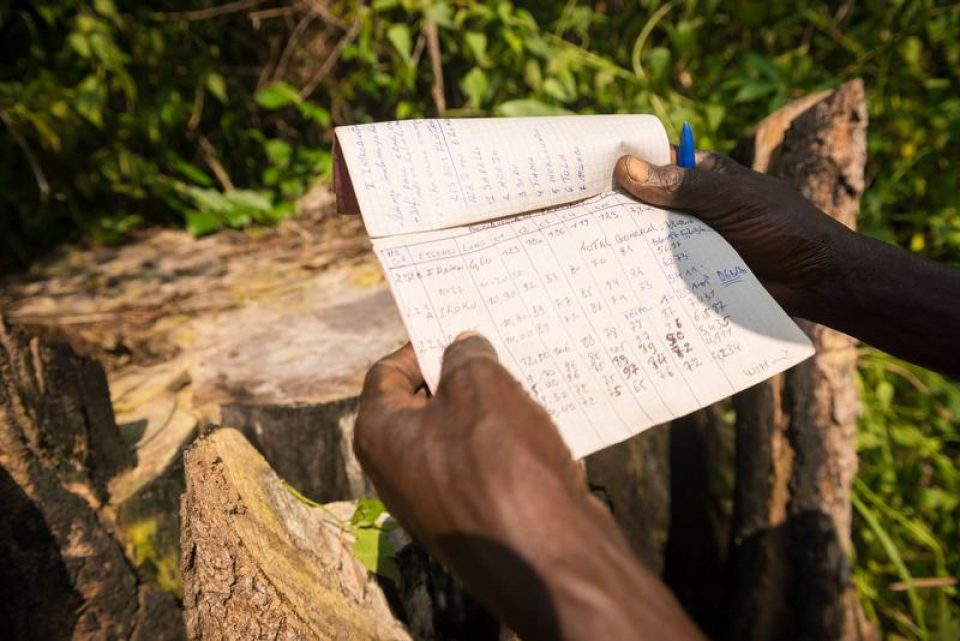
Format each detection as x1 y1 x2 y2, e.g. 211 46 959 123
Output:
0 319 184 640
725 79 872 641
180 427 410 640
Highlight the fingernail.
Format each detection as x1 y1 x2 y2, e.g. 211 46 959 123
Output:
626 156 650 183
455 330 485 342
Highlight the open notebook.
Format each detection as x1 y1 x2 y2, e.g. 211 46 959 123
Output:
334 115 814 459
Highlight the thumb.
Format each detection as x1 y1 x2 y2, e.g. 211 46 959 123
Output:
439 331 500 384
615 155 718 213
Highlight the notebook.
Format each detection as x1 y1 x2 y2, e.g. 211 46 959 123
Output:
333 115 814 459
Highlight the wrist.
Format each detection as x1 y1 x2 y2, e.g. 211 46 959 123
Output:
458 483 702 641
789 225 868 325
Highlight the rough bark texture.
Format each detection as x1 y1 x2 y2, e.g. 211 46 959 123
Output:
584 423 671 574
725 79 871 641
0 319 184 641
663 405 733 636
393 542 501 641
180 427 410 640
221 399 372 503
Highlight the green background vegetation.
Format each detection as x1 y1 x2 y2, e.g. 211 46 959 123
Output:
1 1 958 638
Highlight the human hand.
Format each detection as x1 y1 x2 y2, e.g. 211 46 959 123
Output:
355 334 706 640
354 333 589 565
614 151 860 319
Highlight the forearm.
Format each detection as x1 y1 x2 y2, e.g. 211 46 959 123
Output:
430 483 704 641
809 232 960 377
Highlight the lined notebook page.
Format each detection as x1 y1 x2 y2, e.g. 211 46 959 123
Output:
373 191 814 459
335 115 669 237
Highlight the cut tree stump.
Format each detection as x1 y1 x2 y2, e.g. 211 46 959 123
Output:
725 79 872 641
0 319 185 641
180 427 410 640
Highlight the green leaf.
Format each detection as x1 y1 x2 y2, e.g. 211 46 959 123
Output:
542 77 571 102
169 157 214 187
266 201 295 223
876 380 894 410
222 209 251 228
206 72 227 103
225 189 272 212
523 59 542 91
732 81 775 103
423 2 452 27
264 139 292 167
386 24 413 67
93 0 118 19
494 99 572 117
74 75 106 128
187 187 233 213
296 101 330 127
465 31 489 66
68 32 91 59
185 210 221 236
352 528 400 584
351 498 387 527
746 52 780 82
645 47 671 82
460 67 489 108
704 104 726 132
255 81 300 110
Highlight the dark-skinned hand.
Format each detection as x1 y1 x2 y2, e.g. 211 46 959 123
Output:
355 333 705 641
614 151 960 377
614 150 859 319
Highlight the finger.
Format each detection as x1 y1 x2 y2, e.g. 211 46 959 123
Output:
361 343 427 410
694 150 749 174
439 331 499 384
615 155 723 212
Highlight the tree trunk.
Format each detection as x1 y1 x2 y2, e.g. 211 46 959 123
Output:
725 79 872 641
583 423 671 574
180 427 410 640
220 399 372 503
662 405 734 636
0 319 184 640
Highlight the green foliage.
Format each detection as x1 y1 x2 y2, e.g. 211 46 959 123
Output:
2 2 958 636
350 498 401 584
854 350 960 640
282 488 401 584
0 0 328 266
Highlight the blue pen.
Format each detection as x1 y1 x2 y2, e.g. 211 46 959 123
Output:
678 121 696 169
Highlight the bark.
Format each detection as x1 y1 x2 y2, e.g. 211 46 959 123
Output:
220 399 372 503
725 79 872 641
583 424 671 574
393 541 501 641
0 319 184 640
180 427 410 640
663 405 734 637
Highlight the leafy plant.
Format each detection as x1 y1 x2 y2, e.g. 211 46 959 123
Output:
350 498 402 585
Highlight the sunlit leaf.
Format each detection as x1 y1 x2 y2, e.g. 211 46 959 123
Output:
206 72 227 103
386 24 412 67
494 99 572 117
255 81 300 110
351 498 387 527
185 210 221 236
461 67 489 108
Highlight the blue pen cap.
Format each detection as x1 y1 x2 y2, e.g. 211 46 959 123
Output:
678 122 696 169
